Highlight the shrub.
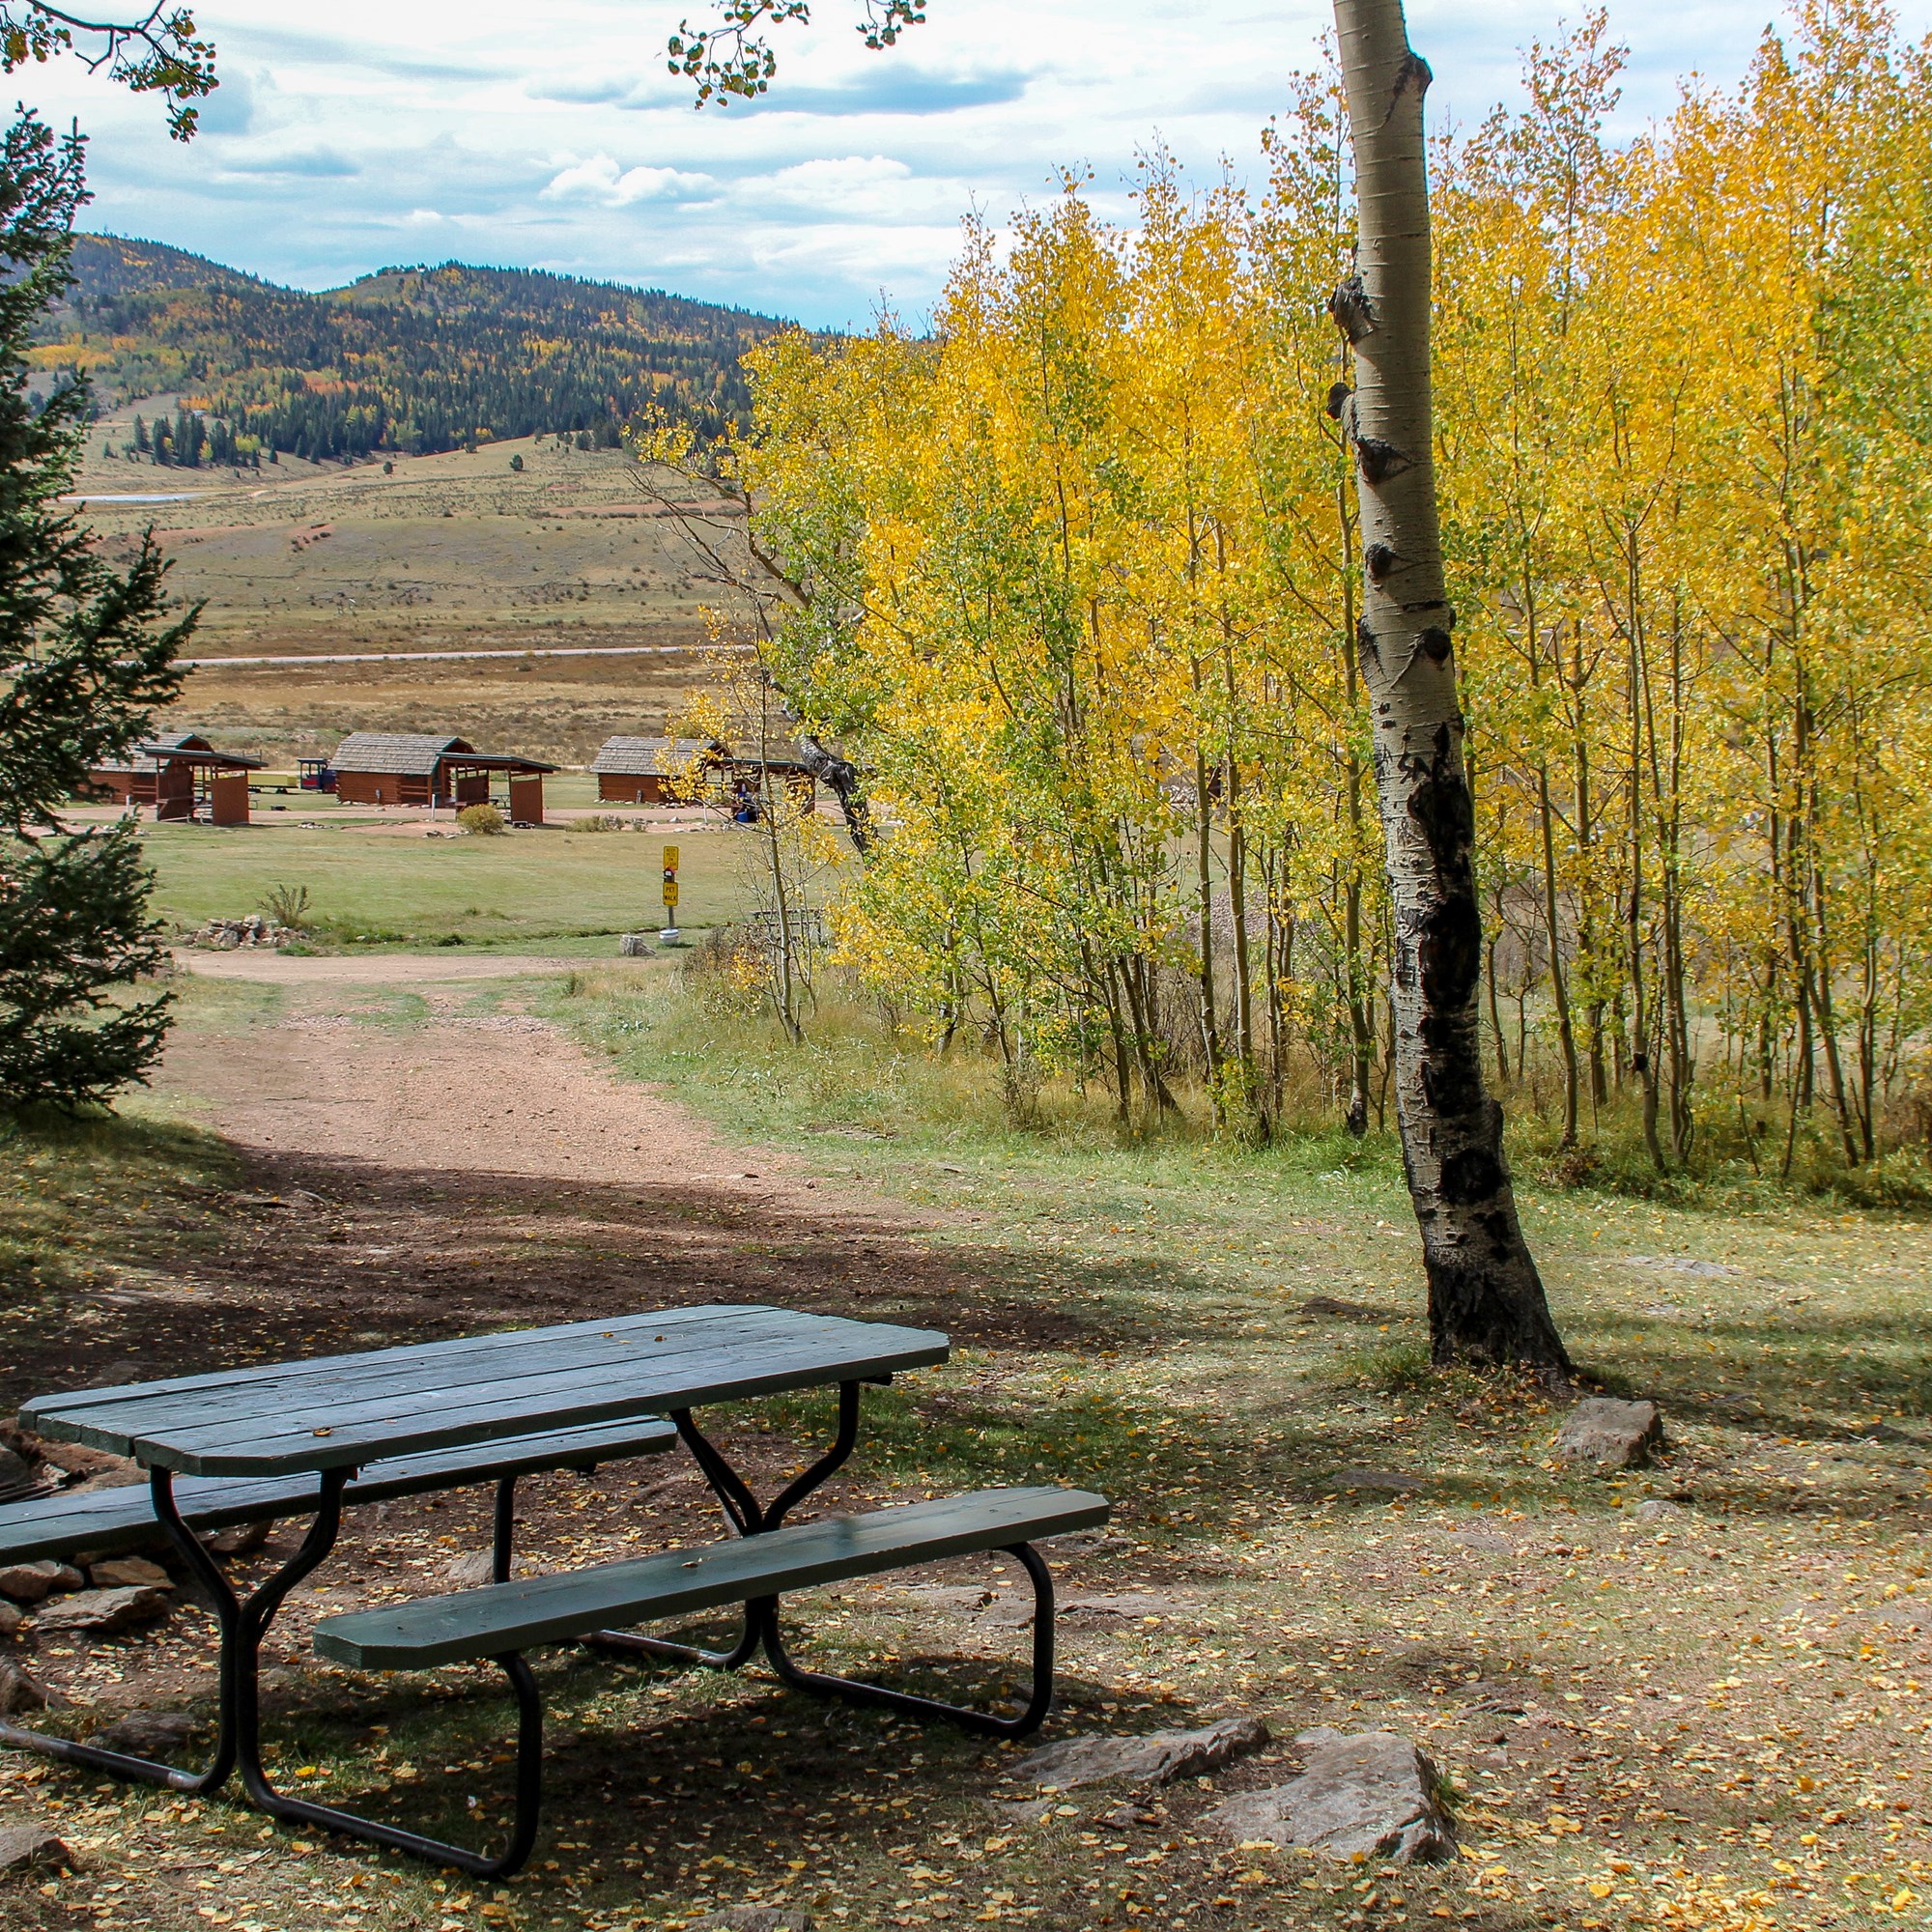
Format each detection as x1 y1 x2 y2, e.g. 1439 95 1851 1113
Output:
257 883 311 929
457 804 506 836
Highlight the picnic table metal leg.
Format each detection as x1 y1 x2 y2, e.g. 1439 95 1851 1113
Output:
493 1475 517 1583
761 1541 1058 1739
0 1466 354 1797
581 1381 862 1670
236 1649 545 1880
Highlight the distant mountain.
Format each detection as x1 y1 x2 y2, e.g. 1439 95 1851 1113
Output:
35 234 792 465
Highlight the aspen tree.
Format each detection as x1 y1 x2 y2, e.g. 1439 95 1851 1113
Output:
1326 0 1570 1375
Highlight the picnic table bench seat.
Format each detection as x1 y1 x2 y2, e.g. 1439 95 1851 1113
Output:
302 1484 1109 1878
0 1416 681 1567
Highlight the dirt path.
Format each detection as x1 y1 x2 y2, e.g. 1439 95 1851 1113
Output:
166 948 880 1210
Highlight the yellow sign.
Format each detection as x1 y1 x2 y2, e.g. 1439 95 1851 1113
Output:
662 844 680 869
662 881 680 908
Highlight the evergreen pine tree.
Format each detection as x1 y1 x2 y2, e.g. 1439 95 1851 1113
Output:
0 112 196 1111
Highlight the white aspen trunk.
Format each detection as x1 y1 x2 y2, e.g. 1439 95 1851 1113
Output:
1330 0 1572 1378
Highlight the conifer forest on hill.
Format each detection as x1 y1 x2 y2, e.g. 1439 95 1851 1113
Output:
34 236 789 463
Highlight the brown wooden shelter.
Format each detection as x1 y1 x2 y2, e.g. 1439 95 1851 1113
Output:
85 733 263 824
329 733 554 820
590 736 719 805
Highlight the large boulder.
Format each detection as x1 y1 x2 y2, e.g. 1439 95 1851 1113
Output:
1206 1727 1455 1864
32 1585 171 1635
1554 1397 1665 1472
1009 1716 1269 1790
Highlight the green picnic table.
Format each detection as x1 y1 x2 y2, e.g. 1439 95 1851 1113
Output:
7 1302 1107 1877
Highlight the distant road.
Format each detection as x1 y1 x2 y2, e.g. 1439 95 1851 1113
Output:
181 642 749 668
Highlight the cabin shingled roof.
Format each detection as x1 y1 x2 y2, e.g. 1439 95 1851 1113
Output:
590 735 716 777
330 732 473 776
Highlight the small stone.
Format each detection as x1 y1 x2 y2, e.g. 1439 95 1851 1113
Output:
95 1710 196 1756
204 1519 272 1558
87 1557 172 1591
980 1796 1054 1825
1622 1254 1738 1277
1325 1467 1426 1493
32 1585 171 1635
897 1584 996 1614
1040 1527 1132 1555
1634 1498 1689 1520
1554 1397 1665 1472
0 1826 70 1876
0 1445 34 1492
0 1602 18 1635
1059 1593 1195 1625
686 1909 811 1932
443 1549 518 1588
1206 1728 1455 1864
1009 1715 1269 1790
0 1660 51 1713
617 933 656 957
0 1560 80 1604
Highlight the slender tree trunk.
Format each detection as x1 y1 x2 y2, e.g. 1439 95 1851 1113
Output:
1330 0 1571 1380
1536 766 1580 1147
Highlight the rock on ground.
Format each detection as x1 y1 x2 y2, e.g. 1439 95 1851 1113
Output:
95 1710 196 1756
0 1660 51 1714
687 1909 811 1932
0 1559 82 1604
618 934 656 957
443 1549 527 1587
1554 1398 1665 1472
32 1585 171 1634
0 1826 70 1876
87 1557 172 1591
1009 1716 1269 1790
1206 1728 1455 1864
1325 1468 1426 1493
204 1520 272 1557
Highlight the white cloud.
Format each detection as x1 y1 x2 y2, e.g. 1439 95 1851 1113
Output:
541 155 715 205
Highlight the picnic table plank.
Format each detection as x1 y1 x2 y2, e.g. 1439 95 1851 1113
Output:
20 1305 770 1428
23 1306 950 1477
0 1415 680 1565
20 1316 810 1460
315 1487 1111 1670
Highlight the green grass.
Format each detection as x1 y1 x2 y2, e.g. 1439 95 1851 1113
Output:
0 1107 242 1313
554 965 1932 1478
134 816 761 949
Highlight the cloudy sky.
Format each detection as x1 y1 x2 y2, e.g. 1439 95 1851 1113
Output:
19 0 1932 327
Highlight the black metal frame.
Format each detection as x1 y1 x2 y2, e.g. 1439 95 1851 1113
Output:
0 1463 545 1879
1 1380 1065 1882
584 1379 1059 1736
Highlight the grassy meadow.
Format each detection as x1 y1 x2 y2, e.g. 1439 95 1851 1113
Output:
130 804 774 948
70 432 732 767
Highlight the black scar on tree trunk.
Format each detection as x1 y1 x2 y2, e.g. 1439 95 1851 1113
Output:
1402 733 1575 1375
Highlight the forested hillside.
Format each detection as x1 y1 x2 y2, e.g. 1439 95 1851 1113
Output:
35 235 789 463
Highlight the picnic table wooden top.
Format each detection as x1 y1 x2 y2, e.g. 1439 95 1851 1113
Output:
20 1303 950 1479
